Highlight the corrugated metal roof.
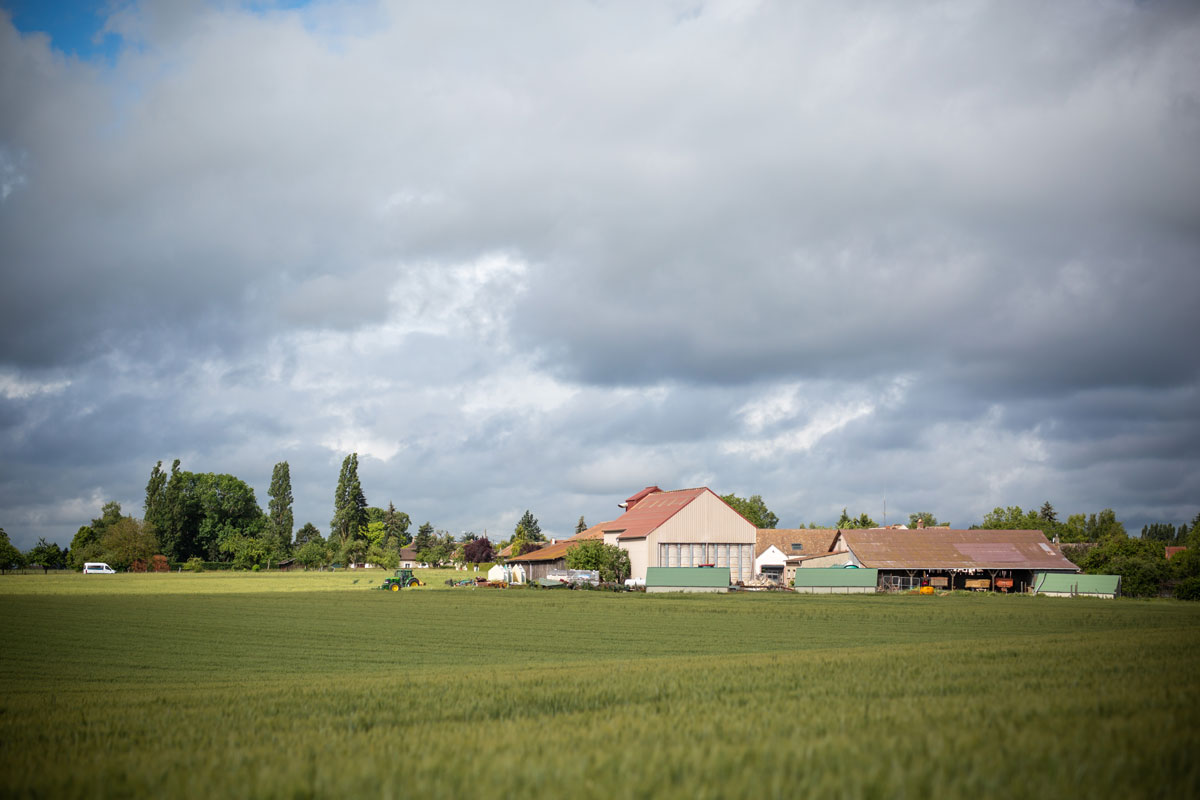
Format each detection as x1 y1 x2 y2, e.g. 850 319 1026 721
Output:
604 487 710 540
755 529 838 559
793 568 878 588
508 522 617 563
646 566 731 588
839 529 1079 570
1033 572 1121 595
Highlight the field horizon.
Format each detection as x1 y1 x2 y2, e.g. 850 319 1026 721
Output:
2 572 1197 797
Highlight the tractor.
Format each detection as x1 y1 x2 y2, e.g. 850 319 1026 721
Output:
380 568 423 591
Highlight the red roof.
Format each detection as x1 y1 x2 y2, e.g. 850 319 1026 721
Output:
838 529 1079 570
623 486 662 510
1166 546 1187 560
603 487 710 540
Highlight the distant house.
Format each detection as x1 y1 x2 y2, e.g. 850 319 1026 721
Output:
602 487 757 583
753 529 838 584
398 546 426 569
796 528 1080 592
1166 546 1187 560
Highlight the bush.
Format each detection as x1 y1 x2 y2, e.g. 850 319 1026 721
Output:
1175 576 1200 601
183 557 205 573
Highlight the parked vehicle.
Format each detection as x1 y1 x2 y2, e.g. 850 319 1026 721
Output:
83 562 115 574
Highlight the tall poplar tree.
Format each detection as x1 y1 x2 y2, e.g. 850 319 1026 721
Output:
331 453 367 545
268 461 294 551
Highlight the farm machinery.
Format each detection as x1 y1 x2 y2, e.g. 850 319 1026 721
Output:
379 568 424 591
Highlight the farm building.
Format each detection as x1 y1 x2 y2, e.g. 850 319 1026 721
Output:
753 529 838 584
792 567 878 594
508 539 573 580
797 529 1080 592
1032 572 1121 598
602 487 758 582
506 522 613 580
645 566 731 593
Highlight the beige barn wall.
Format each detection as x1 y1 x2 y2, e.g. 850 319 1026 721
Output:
650 492 757 546
622 538 649 581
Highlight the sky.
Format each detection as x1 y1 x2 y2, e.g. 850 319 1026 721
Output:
1 0 1199 551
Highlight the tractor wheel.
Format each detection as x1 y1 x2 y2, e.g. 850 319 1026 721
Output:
390 583 400 592
408 579 419 588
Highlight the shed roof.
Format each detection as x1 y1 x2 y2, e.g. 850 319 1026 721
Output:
1033 572 1121 595
645 566 731 588
603 487 710 540
793 567 878 588
838 529 1079 571
508 540 573 563
755 529 838 559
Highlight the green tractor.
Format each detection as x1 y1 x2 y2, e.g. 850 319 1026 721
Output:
380 568 423 591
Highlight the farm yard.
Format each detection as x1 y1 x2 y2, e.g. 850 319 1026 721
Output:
1 572 1198 798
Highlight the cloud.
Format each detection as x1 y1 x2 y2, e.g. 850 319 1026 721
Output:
0 1 1198 549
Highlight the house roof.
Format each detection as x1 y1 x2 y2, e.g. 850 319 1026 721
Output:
793 567 878 588
398 546 420 561
755 529 838 559
1166 546 1187 559
837 529 1080 571
603 487 710 540
646 566 731 588
1033 572 1121 595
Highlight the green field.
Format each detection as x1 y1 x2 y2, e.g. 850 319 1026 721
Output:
1 572 1198 798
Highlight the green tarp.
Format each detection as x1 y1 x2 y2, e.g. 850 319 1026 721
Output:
793 568 879 588
1033 572 1121 596
646 567 731 588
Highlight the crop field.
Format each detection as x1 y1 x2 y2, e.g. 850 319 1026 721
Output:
1 572 1198 798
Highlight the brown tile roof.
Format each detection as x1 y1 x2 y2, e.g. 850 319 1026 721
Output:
508 540 574 563
755 529 838 559
604 487 710 540
398 546 420 561
572 521 614 541
838 529 1079 570
1166 546 1187 560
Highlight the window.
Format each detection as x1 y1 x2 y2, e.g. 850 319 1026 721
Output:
791 543 804 551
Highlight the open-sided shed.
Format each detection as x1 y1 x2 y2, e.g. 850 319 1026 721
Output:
645 566 730 593
792 567 878 594
1033 572 1121 598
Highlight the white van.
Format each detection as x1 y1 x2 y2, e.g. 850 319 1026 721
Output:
83 562 116 574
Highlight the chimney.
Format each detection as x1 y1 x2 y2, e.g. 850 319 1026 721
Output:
917 517 925 530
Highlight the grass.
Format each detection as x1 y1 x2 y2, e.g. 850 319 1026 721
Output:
1 573 1198 798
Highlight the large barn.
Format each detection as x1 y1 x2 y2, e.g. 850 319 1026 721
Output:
601 487 758 583
796 528 1080 592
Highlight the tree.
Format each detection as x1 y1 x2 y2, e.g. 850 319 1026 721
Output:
0 527 25 573
26 538 66 574
1076 527 1167 598
294 522 321 546
463 536 495 563
144 460 168 537
1039 501 1058 523
383 503 411 548
101 517 158 571
267 461 294 553
331 454 368 547
414 522 435 553
296 536 329 569
517 510 544 542
418 531 457 567
565 539 632 584
721 494 779 529
68 525 101 570
837 509 877 529
908 512 942 528
575 516 588 535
